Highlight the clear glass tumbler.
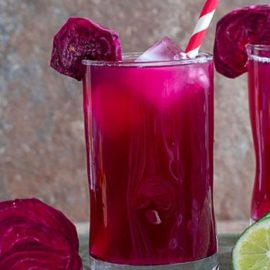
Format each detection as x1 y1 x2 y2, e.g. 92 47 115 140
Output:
247 44 270 222
82 53 218 269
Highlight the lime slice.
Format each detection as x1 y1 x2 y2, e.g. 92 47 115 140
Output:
233 218 270 269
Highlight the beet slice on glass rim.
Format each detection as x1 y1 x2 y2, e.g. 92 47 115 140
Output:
214 5 270 78
50 17 122 80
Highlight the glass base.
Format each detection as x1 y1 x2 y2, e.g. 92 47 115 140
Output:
250 218 256 225
89 253 219 270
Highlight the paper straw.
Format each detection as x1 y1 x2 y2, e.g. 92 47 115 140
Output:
185 0 219 58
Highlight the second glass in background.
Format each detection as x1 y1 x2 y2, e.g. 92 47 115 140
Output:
247 44 270 221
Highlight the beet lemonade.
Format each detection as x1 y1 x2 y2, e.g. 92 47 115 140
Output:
247 45 270 221
214 5 270 222
83 54 217 267
50 16 217 269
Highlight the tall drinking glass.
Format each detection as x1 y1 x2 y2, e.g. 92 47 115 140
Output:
247 44 270 221
82 54 218 269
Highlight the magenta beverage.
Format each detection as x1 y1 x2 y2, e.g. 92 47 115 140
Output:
82 54 217 269
247 45 270 221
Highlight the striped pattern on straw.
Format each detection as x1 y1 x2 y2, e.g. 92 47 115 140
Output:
185 0 219 58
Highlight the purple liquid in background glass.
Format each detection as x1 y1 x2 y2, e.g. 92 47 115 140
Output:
82 54 217 266
247 45 270 221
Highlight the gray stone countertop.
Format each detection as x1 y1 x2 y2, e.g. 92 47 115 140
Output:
77 221 247 270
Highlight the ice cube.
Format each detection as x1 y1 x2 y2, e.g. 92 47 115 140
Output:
187 66 210 90
137 37 184 61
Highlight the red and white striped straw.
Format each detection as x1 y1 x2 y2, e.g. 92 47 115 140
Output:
185 0 219 58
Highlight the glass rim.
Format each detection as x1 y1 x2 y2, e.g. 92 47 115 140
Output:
246 44 270 62
246 44 270 52
82 52 213 67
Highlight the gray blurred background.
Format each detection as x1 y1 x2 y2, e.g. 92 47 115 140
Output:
1 0 269 223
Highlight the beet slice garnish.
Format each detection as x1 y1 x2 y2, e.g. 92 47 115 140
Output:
0 198 79 251
50 17 122 80
214 5 270 78
0 247 82 270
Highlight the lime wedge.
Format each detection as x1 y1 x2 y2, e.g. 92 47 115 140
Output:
233 218 270 269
